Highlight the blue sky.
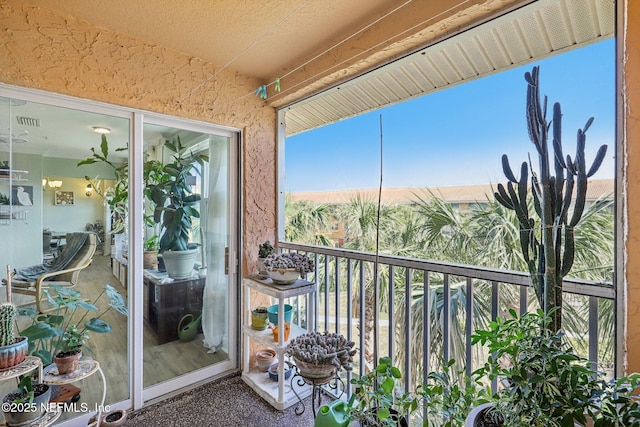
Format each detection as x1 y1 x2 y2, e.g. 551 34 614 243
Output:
285 38 615 193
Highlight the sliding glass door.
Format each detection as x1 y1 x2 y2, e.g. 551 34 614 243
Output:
141 119 237 400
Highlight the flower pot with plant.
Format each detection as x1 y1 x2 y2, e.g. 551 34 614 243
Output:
149 137 208 279
0 275 28 370
257 241 275 276
348 356 418 427
2 375 51 426
286 331 356 384
143 235 159 270
19 284 128 372
469 309 640 427
263 252 314 284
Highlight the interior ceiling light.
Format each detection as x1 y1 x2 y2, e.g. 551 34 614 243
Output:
93 126 111 134
0 130 29 144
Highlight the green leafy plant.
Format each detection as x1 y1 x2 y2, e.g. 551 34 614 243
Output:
416 359 491 427
471 309 640 427
348 356 418 427
149 137 208 253
78 134 129 233
258 241 275 258
144 235 160 252
10 376 35 405
19 284 128 365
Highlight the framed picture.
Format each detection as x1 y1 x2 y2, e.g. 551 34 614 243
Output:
11 185 33 206
54 190 74 206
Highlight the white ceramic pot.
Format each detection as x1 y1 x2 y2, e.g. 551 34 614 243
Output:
465 403 494 427
267 268 300 284
162 249 198 279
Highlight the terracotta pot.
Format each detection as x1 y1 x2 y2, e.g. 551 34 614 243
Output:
143 250 158 269
54 349 82 374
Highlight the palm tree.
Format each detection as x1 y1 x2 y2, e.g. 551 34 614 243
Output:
284 194 333 245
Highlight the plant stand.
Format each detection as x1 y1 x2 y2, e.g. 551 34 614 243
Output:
290 367 344 417
43 359 106 427
241 275 317 410
0 356 61 427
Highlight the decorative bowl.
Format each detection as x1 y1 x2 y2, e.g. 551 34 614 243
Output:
267 268 300 285
255 349 276 372
268 361 293 382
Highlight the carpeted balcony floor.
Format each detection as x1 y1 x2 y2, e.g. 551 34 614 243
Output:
124 373 318 426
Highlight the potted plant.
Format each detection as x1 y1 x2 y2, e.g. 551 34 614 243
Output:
143 235 159 270
0 276 28 370
2 375 51 426
416 359 491 427
257 241 275 276
468 309 640 427
286 331 356 383
348 356 418 427
149 137 208 279
19 284 128 372
263 252 314 284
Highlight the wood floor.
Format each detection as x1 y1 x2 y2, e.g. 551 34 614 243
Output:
5 253 228 424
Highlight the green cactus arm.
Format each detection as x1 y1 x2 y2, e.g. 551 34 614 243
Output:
587 144 608 178
495 184 514 209
561 227 575 277
559 173 575 225
501 155 518 183
517 162 529 217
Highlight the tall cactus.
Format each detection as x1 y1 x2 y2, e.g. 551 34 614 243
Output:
0 302 17 346
494 66 608 332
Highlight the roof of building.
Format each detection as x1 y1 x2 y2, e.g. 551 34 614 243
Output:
288 179 614 206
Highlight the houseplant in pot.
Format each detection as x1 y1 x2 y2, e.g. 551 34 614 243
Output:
286 331 356 384
348 356 418 427
0 272 28 370
19 284 128 371
257 240 275 276
263 252 314 284
149 137 208 279
468 309 640 427
143 235 159 270
2 375 51 426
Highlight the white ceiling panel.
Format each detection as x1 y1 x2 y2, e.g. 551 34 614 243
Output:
284 0 614 136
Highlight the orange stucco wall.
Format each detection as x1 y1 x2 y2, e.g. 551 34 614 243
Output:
624 0 640 375
0 0 277 273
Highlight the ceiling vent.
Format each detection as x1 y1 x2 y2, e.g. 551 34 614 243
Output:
16 116 40 127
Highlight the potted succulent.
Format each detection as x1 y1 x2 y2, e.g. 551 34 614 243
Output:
257 241 275 276
286 331 356 383
0 276 28 370
19 284 128 372
2 375 51 426
263 252 314 284
348 356 418 427
149 137 208 279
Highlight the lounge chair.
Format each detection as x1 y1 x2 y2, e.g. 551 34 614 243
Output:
9 232 97 313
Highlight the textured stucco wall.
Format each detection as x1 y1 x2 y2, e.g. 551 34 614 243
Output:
624 0 640 375
0 0 277 275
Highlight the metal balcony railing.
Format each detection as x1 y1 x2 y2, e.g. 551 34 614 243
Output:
278 241 616 401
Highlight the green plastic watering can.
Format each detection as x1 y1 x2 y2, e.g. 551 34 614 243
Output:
314 400 349 427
